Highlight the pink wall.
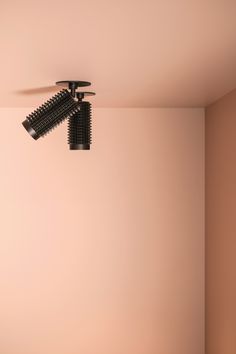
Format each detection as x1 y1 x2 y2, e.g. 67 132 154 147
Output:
206 90 236 354
0 108 204 354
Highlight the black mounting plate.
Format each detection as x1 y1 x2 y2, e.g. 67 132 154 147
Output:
56 80 91 89
76 92 96 100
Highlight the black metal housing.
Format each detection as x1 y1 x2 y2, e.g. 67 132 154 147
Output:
22 81 95 150
22 89 79 140
68 101 92 150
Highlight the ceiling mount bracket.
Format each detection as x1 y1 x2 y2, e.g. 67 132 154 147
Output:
56 80 91 98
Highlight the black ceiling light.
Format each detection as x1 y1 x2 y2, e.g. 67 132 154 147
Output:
22 80 95 150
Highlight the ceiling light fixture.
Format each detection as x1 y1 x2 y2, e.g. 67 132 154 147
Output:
22 80 95 150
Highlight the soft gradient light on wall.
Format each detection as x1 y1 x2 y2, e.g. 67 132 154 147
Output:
0 107 204 354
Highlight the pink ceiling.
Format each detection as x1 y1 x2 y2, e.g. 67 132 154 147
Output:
1 0 236 108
